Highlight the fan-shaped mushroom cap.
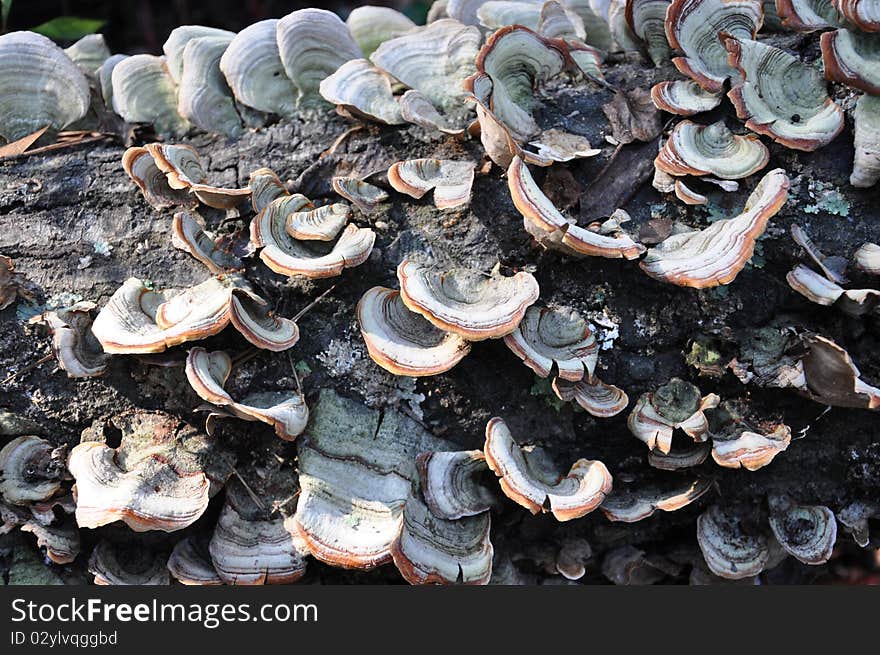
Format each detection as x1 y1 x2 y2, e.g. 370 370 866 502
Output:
357 286 471 377
89 542 170 585
277 9 363 110
504 306 598 381
552 376 630 417
0 31 90 142
539 1 590 40
709 401 791 470
177 34 244 139
851 94 880 188
627 378 719 454
286 203 351 242
171 211 243 274
648 442 711 470
209 482 309 585
145 143 251 209
68 411 231 532
0 436 66 505
477 0 587 40
801 334 880 409
331 176 389 214
697 505 773 579
251 201 375 278
776 0 840 29
855 242 880 274
398 90 467 135
168 536 222 585
346 6 417 57
601 478 711 522
396 259 539 341
122 146 196 210
508 156 646 259
392 494 493 584
651 79 723 116
65 34 111 74
112 54 190 136
821 29 880 95
626 0 672 65
767 495 836 565
97 53 128 109
21 520 81 565
249 167 289 213
370 19 481 113
185 348 307 440
294 390 454 569
791 223 848 284
664 0 763 92
640 168 789 287
163 25 236 83
673 179 708 205
835 0 880 30
837 501 879 547
656 120 769 180
219 20 299 119
484 417 612 520
417 451 499 520
30 301 108 378
725 38 844 151
787 264 880 316
388 159 476 209
319 59 405 125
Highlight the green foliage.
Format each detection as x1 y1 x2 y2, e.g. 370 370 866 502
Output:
2 0 12 33
529 376 567 412
31 16 105 41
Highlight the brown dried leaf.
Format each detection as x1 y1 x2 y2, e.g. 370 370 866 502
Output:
0 126 50 160
602 89 662 145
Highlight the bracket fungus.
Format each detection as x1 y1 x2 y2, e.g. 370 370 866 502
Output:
855 242 880 274
67 411 232 532
112 55 190 136
185 347 308 441
725 38 844 151
417 451 499 520
89 542 170 586
708 400 791 470
168 536 223 585
357 286 472 377
122 146 197 211
397 259 539 340
0 436 66 506
92 275 299 353
640 168 790 288
508 156 646 259
787 264 879 317
625 0 672 66
398 89 468 135
143 143 251 209
837 501 880 547
0 31 90 142
484 417 612 521
29 301 109 378
388 159 476 209
331 176 389 214
655 120 769 180
835 0 880 30
21 520 81 565
503 306 598 381
627 378 720 454
800 334 880 410
346 6 417 58
850 94 880 188
767 495 837 565
821 28 880 95
249 167 289 213
601 478 711 522
664 0 763 92
650 79 723 116
552 376 630 417
65 33 111 75
697 505 774 579
777 0 841 30
319 59 405 125
171 211 244 274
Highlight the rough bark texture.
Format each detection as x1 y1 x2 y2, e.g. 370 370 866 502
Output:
1 49 878 585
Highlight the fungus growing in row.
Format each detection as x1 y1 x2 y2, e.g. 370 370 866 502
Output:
821 29 880 95
319 59 405 125
477 0 587 40
171 211 244 274
387 159 476 209
627 378 720 454
835 0 880 31
601 478 712 522
167 535 223 585
725 38 844 151
507 156 646 259
776 0 841 30
249 167 289 213
29 301 109 378
177 34 245 138
625 0 672 66
144 143 251 209
552 377 630 417
91 275 300 354
346 6 416 57
539 1 590 40
357 286 472 377
503 306 598 381
398 90 467 135
416 450 499 520
640 168 790 288
185 347 309 441
696 505 774 579
331 176 389 214
664 0 763 92
277 9 363 110
0 436 67 506
655 120 769 180
163 25 236 83
89 542 170 586
0 31 90 142
650 79 723 116
767 495 837 565
68 411 232 532
122 146 197 210
65 33 111 74
484 417 612 521
112 55 191 136
219 20 299 119
800 334 880 409
708 400 791 470
397 259 540 341
370 19 481 114
855 242 880 274
850 94 880 188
